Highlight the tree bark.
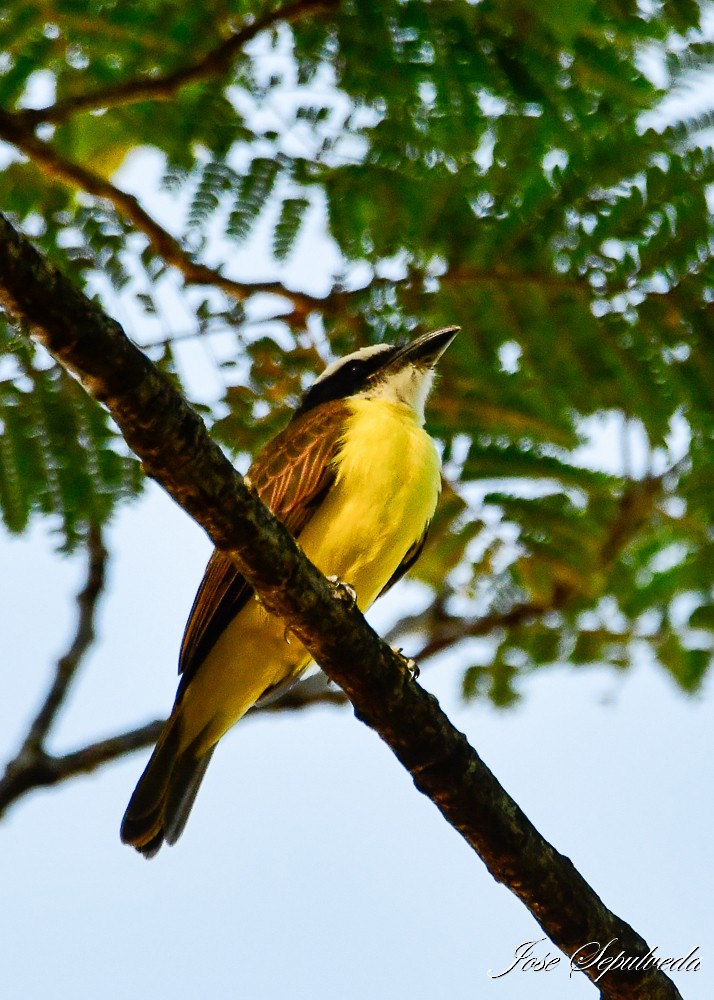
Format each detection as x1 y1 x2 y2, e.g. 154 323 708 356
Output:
0 212 683 1000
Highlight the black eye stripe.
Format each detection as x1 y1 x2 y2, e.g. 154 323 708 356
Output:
295 345 400 416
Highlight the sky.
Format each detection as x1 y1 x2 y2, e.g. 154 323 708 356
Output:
1 485 711 1000
2 31 713 1000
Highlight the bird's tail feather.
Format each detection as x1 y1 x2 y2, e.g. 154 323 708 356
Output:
120 716 215 858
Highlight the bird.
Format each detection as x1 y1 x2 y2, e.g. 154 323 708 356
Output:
120 325 458 857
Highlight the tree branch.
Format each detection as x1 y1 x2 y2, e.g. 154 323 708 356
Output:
0 212 683 1000
389 590 573 664
392 471 674 666
16 0 340 127
0 521 113 817
255 671 347 712
0 677 345 816
21 522 107 752
0 106 597 337
447 263 587 293
0 109 321 315
0 721 165 817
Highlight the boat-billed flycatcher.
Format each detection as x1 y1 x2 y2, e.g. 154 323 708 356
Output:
121 325 458 856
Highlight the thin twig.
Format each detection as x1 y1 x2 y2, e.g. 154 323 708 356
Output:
397 589 573 664
0 720 164 817
254 671 347 712
447 263 587 293
17 0 340 127
393 467 681 665
0 522 110 816
0 106 600 329
0 677 344 818
21 522 108 753
0 108 323 313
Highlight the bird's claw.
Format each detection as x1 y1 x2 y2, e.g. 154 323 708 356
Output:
327 575 357 607
395 647 420 680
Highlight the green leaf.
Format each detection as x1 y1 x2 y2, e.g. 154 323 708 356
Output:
657 632 710 693
273 197 310 261
0 330 143 549
1 0 713 700
688 604 714 632
227 157 282 243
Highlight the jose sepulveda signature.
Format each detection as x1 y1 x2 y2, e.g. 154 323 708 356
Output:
490 938 701 984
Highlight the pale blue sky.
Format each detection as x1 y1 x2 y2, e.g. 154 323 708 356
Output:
1 480 710 1000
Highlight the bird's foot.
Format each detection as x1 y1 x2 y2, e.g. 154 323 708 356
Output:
394 647 420 680
326 575 357 607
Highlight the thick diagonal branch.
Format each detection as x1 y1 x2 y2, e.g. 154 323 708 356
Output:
0 212 682 1000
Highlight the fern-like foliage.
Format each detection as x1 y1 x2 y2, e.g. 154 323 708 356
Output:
273 196 310 260
0 320 143 549
226 157 282 242
1 0 713 697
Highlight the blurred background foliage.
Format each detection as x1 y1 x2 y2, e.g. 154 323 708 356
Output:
1 0 713 705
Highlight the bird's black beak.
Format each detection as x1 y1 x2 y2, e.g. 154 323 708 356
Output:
390 326 459 371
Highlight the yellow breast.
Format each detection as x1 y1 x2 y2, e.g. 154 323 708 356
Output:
297 396 442 608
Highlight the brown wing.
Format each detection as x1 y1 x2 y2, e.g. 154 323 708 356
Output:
176 400 348 696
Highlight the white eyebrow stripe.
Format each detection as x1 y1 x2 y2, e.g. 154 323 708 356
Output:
313 343 394 385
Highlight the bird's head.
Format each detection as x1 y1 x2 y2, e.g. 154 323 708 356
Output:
297 326 459 424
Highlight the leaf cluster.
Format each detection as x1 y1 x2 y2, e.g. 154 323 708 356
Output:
1 0 713 695
0 318 142 549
